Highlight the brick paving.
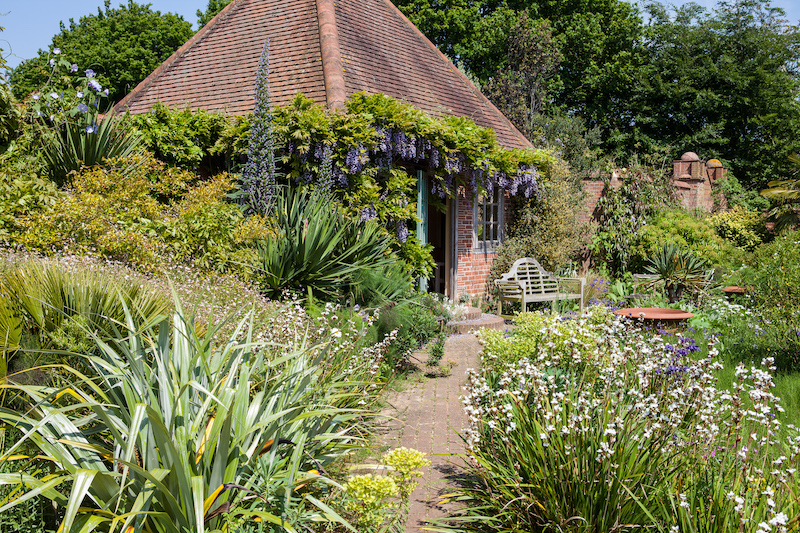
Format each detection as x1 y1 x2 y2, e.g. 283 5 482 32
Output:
375 333 483 532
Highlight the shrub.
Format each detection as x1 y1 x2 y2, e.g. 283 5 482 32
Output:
502 162 586 271
747 231 800 313
375 292 446 371
0 168 58 239
127 102 228 171
338 447 429 532
629 208 741 271
709 205 769 251
0 297 378 532
10 153 263 275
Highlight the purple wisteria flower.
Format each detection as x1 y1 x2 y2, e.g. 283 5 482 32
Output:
360 205 377 221
395 221 410 243
345 145 364 174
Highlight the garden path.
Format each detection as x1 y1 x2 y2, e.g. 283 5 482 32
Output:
375 333 483 532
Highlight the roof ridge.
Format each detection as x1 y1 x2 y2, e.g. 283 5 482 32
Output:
316 0 347 111
377 0 533 150
115 0 247 113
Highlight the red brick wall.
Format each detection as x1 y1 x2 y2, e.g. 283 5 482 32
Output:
673 162 727 211
577 176 621 224
453 186 509 296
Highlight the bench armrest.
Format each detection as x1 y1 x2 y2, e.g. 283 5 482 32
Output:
495 278 525 293
556 276 585 293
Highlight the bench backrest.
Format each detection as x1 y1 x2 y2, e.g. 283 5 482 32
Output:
502 258 560 295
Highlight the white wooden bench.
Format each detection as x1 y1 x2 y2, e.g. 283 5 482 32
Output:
494 258 586 315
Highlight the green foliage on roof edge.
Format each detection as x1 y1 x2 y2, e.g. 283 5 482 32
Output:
211 92 555 194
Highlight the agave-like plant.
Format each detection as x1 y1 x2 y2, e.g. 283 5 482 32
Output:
40 108 144 185
256 186 405 302
0 298 363 532
644 244 712 303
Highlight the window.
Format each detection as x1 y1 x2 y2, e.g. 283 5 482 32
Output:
474 187 503 251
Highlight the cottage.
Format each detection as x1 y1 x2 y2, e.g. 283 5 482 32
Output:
116 0 534 298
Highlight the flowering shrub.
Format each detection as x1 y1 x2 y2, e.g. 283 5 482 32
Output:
10 153 267 275
447 307 800 532
340 447 429 532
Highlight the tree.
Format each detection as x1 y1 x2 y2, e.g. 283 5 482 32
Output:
483 12 601 173
196 0 232 28
483 13 561 137
393 0 645 132
612 0 800 189
9 0 193 103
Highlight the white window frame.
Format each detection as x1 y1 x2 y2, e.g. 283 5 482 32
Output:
473 186 503 252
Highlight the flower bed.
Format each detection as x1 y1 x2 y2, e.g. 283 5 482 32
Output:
447 307 799 532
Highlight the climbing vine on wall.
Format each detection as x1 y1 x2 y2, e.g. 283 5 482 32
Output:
133 92 557 276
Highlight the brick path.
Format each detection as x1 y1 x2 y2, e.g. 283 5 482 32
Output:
376 334 483 531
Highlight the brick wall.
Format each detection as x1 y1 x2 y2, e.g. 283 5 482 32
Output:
453 186 509 296
577 162 726 223
577 175 622 224
674 164 727 211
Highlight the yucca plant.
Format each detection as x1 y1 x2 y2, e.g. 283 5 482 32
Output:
40 108 144 185
0 296 363 532
256 186 403 302
644 244 712 303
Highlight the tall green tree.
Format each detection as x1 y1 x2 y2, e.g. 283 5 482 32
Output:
393 0 644 132
196 0 232 28
9 0 193 103
612 0 800 188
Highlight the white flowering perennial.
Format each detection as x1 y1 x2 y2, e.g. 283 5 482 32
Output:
460 307 799 531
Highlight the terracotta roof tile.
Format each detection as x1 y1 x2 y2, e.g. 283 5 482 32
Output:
115 0 531 151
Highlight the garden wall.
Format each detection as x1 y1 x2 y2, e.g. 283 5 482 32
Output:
577 153 727 223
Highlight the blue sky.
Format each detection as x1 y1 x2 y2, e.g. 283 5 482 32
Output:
2 0 799 71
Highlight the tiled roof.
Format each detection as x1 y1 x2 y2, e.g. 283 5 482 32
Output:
115 0 532 151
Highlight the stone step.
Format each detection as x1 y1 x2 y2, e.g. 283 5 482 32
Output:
446 310 506 334
463 306 482 321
